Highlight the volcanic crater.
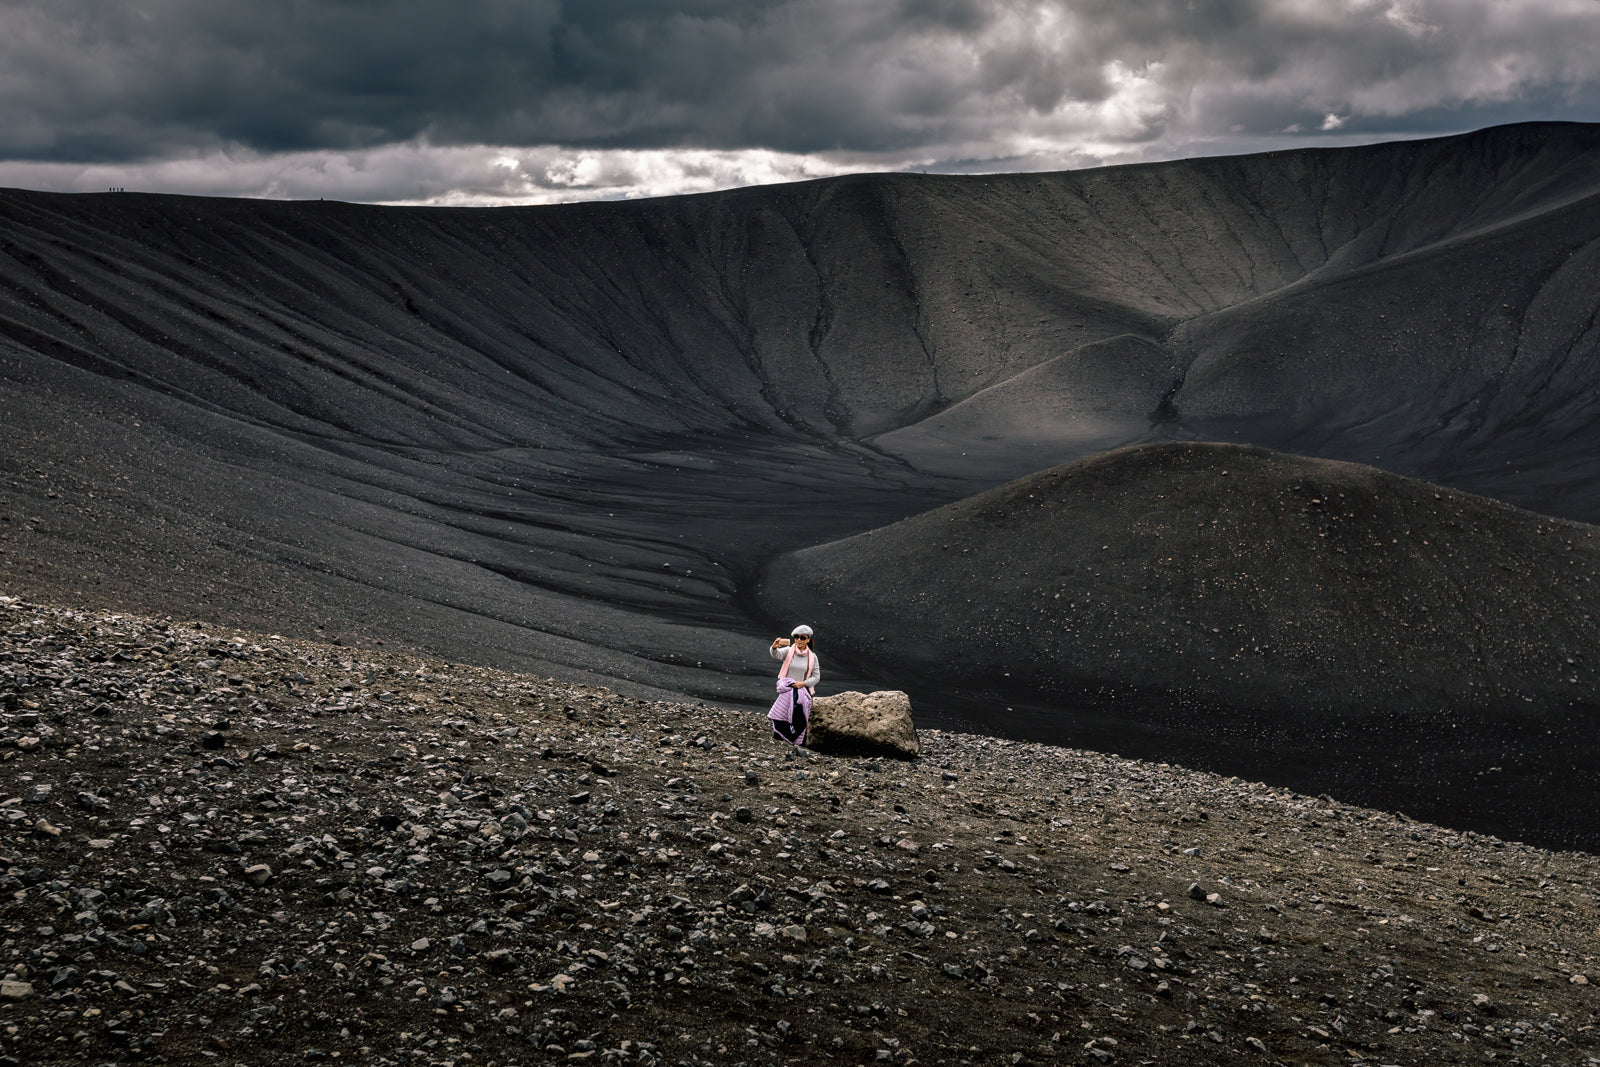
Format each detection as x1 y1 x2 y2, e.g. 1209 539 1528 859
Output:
5 122 1600 845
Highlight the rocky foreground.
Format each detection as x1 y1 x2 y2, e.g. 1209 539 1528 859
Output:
3 596 1599 1067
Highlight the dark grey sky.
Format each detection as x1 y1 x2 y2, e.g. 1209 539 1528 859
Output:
2 0 1598 203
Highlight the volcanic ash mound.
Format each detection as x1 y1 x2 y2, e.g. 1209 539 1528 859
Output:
757 442 1600 721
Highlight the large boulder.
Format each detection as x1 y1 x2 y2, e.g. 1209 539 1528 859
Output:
807 691 919 759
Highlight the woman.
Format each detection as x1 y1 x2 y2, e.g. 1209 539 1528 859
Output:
768 625 820 747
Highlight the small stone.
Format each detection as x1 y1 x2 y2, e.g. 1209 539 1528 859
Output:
243 864 272 885
735 806 752 823
16 736 41 752
485 869 513 887
0 979 32 1000
411 938 431 952
568 791 590 805
1571 974 1589 985
201 732 226 750
1187 883 1207 901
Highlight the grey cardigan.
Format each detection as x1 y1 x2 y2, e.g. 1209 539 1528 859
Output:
771 645 821 690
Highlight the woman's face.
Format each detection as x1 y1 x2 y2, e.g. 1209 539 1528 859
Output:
793 634 810 649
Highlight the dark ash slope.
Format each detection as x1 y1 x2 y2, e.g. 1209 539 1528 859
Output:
757 442 1600 849
5 123 1600 819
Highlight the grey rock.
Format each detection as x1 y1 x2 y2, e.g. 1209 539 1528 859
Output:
806 690 920 759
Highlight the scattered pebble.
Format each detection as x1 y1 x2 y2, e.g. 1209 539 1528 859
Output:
1 597 1598 1066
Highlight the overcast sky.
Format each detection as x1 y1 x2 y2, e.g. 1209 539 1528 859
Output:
1 0 1597 205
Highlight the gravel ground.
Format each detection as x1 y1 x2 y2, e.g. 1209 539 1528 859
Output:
4 594 1600 1066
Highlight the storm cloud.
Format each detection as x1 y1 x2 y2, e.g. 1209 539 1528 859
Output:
1 0 1598 202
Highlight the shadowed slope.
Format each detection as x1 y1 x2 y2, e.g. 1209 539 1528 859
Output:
755 442 1600 847
759 441 1600 713
1166 135 1600 512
